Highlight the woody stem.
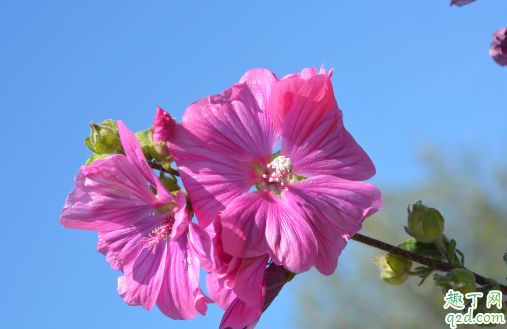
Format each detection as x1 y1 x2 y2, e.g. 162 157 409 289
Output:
148 162 180 177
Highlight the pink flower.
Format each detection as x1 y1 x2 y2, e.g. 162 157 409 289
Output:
490 28 507 67
450 0 476 6
60 120 212 320
167 66 382 276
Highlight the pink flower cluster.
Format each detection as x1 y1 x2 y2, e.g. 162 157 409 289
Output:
60 65 383 328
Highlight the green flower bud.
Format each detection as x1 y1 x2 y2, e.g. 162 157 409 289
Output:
86 120 121 154
159 173 179 192
405 201 445 243
372 254 413 286
434 269 477 295
135 130 153 161
149 141 173 163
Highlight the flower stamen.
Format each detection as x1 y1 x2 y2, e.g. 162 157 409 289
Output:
144 215 174 252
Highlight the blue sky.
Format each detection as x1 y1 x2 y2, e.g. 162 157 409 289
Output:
1 1 506 328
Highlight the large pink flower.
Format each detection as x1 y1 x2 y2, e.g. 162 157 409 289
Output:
166 66 382 276
60 120 212 320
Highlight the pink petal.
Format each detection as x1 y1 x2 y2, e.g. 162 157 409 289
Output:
221 190 318 273
283 175 382 275
118 237 168 310
167 125 258 228
117 120 173 204
216 256 242 290
280 74 376 180
219 298 262 329
181 75 278 165
170 192 190 240
99 217 160 268
267 77 306 133
156 233 212 320
206 272 237 310
233 255 269 309
188 222 213 272
152 107 175 142
318 63 334 79
239 68 279 108
281 67 317 80
97 232 123 271
60 155 163 231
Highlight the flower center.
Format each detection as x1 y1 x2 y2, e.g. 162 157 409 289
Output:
144 215 174 252
255 156 294 194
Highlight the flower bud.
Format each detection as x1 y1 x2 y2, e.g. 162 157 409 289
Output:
434 269 476 295
152 107 176 142
158 173 179 192
134 130 153 161
405 201 445 243
490 28 507 67
372 254 413 286
148 141 173 163
86 120 121 154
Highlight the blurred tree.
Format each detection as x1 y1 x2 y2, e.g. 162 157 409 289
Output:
296 146 507 329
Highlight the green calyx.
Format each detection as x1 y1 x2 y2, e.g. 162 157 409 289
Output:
434 268 476 295
372 254 413 286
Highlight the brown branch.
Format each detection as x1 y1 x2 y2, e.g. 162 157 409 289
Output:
351 233 507 295
148 162 180 177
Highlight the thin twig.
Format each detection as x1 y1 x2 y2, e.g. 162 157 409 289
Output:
351 233 507 295
148 162 180 177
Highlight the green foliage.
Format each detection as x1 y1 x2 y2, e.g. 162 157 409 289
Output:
397 239 442 258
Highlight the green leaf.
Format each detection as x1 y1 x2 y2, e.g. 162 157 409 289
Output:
397 238 442 258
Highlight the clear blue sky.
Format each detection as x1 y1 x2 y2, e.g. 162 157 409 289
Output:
1 1 506 328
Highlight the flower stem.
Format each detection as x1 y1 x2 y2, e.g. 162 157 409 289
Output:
148 162 180 177
350 233 507 295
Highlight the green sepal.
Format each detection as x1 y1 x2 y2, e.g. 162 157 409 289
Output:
446 239 457 265
85 153 109 166
94 135 122 154
287 270 297 282
456 248 465 267
269 151 281 163
159 173 179 192
372 254 412 286
418 269 433 286
397 238 442 258
84 137 96 152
